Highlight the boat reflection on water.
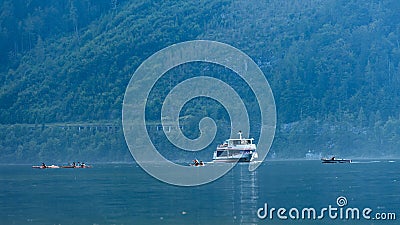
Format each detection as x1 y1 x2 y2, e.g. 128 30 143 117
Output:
227 164 259 225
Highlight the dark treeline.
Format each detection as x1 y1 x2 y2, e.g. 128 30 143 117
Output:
1 0 400 163
0 0 125 69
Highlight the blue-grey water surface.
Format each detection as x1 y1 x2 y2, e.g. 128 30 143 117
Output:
1 160 399 225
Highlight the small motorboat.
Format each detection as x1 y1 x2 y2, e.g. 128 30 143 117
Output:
321 157 352 163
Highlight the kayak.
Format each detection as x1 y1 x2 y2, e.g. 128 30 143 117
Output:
190 163 205 167
61 165 91 168
32 165 91 169
32 166 46 169
32 165 60 169
61 165 75 168
189 159 205 167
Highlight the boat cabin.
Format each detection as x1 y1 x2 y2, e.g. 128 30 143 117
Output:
228 138 253 146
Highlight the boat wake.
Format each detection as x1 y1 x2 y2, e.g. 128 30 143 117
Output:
350 160 394 164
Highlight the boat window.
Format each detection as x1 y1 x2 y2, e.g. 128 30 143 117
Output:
229 151 241 156
217 151 227 157
233 140 241 145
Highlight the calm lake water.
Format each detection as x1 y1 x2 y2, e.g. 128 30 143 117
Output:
1 160 399 225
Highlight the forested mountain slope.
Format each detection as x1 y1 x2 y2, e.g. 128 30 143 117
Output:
1 0 400 162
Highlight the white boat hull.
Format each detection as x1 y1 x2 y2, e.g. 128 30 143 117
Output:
213 150 258 162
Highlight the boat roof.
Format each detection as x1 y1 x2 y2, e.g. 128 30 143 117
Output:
226 138 254 141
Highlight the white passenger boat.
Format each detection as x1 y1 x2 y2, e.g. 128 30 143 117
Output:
213 131 258 162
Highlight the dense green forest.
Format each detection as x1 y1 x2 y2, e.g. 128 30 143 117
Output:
1 0 400 163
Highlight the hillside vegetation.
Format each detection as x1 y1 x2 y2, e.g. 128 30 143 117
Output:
1 0 400 163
